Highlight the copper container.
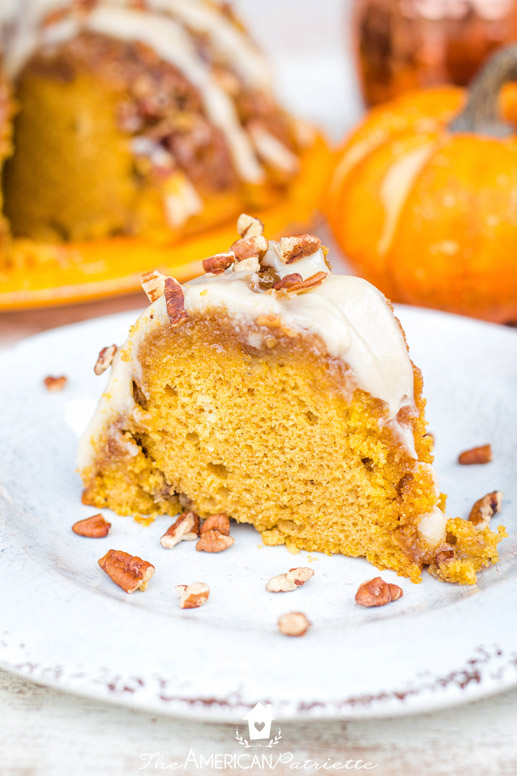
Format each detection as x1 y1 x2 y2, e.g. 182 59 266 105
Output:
352 0 517 106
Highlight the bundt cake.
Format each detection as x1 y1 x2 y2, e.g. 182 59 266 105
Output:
0 1 321 274
78 215 505 584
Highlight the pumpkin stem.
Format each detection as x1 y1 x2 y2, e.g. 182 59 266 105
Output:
449 45 517 137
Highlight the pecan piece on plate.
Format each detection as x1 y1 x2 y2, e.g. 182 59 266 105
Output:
72 514 111 538
98 550 155 593
266 566 314 593
43 375 67 391
160 512 200 548
196 530 234 553
278 611 311 637
200 514 230 536
175 582 210 609
458 444 492 465
355 577 403 607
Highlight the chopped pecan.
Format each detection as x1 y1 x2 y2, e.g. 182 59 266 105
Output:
160 512 200 548
231 235 268 261
237 213 264 239
388 583 403 601
196 530 234 553
278 271 328 295
72 514 111 538
272 273 303 290
435 548 455 566
274 234 321 264
98 550 155 593
289 567 314 585
43 375 67 391
164 277 188 327
266 567 314 593
256 267 280 290
468 490 503 529
202 251 236 274
141 269 167 303
94 344 118 376
175 582 210 609
278 611 311 637
200 514 230 536
178 493 194 510
458 444 492 465
234 256 261 273
355 577 403 607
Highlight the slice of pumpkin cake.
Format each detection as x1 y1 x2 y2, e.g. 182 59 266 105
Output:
78 216 505 583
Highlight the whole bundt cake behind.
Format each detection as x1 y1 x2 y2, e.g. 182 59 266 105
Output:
0 1 318 264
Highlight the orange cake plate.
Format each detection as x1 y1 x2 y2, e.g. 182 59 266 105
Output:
0 135 331 310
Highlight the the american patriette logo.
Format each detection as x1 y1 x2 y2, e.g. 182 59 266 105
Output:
235 703 282 748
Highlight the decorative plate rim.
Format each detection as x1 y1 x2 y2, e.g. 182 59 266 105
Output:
1 305 517 722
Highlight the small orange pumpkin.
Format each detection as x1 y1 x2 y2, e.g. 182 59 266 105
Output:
327 46 517 323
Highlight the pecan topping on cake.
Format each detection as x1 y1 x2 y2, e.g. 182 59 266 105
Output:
458 444 492 465
234 256 261 274
266 567 314 592
231 235 268 261
256 266 280 290
98 550 155 593
164 277 188 326
175 582 210 609
202 251 236 274
355 577 403 607
237 213 264 239
277 271 328 295
272 273 303 291
160 511 200 548
43 375 67 391
141 270 167 303
274 234 321 264
468 490 503 529
278 611 311 637
72 514 111 538
94 344 118 375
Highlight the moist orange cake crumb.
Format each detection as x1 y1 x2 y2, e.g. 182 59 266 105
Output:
78 216 506 584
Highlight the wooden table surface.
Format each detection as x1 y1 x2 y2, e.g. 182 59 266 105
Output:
2 294 517 776
2 666 517 775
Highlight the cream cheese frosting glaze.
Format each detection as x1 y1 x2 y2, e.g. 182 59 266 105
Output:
0 0 279 183
78 239 423 476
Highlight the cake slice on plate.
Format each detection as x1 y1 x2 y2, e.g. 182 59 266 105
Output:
78 216 505 583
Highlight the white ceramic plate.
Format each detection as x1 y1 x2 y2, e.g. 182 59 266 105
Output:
1 306 516 721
